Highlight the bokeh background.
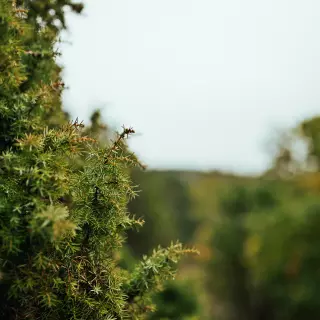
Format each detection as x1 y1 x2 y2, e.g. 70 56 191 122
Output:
59 1 320 319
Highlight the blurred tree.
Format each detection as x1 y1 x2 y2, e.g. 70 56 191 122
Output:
208 179 320 320
299 117 320 169
265 116 320 178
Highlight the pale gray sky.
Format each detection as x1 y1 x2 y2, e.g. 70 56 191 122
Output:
60 0 320 174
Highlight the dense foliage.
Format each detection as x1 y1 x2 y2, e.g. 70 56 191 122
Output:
0 1 193 319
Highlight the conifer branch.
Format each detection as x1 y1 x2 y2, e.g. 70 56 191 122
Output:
0 2 192 319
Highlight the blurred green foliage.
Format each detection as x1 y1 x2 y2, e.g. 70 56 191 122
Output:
125 115 320 319
148 280 200 320
127 170 199 257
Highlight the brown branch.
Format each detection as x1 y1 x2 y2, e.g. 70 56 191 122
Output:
104 126 135 163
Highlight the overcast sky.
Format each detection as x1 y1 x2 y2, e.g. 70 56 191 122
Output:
60 0 320 174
